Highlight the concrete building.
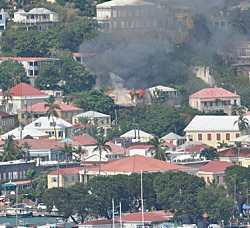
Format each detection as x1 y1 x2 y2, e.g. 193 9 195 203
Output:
0 57 59 86
184 115 246 147
0 111 16 134
189 87 241 115
96 0 157 31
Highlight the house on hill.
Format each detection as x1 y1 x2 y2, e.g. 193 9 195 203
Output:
120 129 154 142
197 160 234 185
0 83 49 114
161 132 186 146
189 87 240 115
184 115 245 147
18 101 83 125
79 154 196 182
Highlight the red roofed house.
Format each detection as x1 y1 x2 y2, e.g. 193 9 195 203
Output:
189 87 241 115
18 101 83 125
0 57 59 86
218 147 250 167
48 167 83 188
0 83 49 114
78 219 119 228
79 154 196 182
197 160 234 185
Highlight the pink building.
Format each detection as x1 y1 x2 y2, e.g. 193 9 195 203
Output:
189 87 241 115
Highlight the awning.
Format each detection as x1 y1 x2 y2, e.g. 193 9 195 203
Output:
2 182 16 187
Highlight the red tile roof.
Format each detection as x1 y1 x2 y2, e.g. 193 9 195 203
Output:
88 154 191 173
49 167 83 175
179 145 211 153
69 136 96 145
190 88 239 99
73 53 96 57
107 142 128 155
120 210 173 222
199 160 234 172
15 139 60 149
11 180 31 185
0 83 48 97
19 102 82 112
219 147 250 158
128 145 152 150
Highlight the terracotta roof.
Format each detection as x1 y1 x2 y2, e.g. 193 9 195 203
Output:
120 210 173 222
90 154 191 173
0 83 48 97
73 53 96 57
19 102 82 112
69 136 96 145
128 145 152 150
11 180 31 185
107 142 128 155
190 88 239 99
15 139 60 149
178 145 211 153
219 147 250 158
49 167 83 175
199 161 234 172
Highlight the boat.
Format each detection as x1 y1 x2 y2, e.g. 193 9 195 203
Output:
16 221 36 228
5 208 33 218
0 223 13 228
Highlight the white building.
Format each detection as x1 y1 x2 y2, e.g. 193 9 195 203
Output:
96 0 157 31
13 8 58 30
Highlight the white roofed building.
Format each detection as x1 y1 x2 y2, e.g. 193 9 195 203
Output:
184 115 245 147
120 129 154 142
96 0 157 32
161 132 186 146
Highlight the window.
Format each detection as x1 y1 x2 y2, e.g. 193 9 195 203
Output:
216 176 220 184
113 10 117 17
51 177 58 182
21 113 25 119
0 26 4 31
35 122 41 127
0 15 3 20
223 176 226 183
72 176 75 181
58 131 63 138
236 133 240 138
13 172 18 179
198 134 202 140
207 177 210 183
216 134 221 140
50 122 55 127
8 172 12 179
207 134 211 141
226 133 230 140
64 176 68 182
34 114 38 118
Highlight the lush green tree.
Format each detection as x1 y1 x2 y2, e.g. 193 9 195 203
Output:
72 90 116 116
44 95 61 140
26 169 37 188
154 171 206 222
148 136 168 161
72 145 87 163
0 60 28 91
0 135 21 161
200 147 219 161
35 63 61 90
234 115 250 135
198 185 234 224
21 141 31 161
225 166 250 214
93 135 111 175
1 90 13 113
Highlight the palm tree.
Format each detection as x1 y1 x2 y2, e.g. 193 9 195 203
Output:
44 95 61 140
26 169 36 189
1 90 13 113
73 117 90 136
148 136 168 161
60 143 73 167
200 147 219 160
217 140 231 150
9 75 21 87
234 115 249 135
0 135 20 161
73 145 87 163
93 135 111 175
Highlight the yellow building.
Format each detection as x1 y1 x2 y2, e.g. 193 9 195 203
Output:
47 167 82 189
184 115 246 148
197 160 234 185
219 147 250 168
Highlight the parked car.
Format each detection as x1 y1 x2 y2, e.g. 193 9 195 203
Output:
17 203 33 209
51 205 58 212
37 203 47 210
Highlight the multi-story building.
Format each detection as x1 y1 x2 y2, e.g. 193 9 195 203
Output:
18 102 83 125
189 87 241 115
0 83 49 114
13 8 58 30
184 115 248 148
0 57 59 86
96 0 157 31
0 10 7 35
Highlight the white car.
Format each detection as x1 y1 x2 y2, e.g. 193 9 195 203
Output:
52 206 58 212
37 203 47 210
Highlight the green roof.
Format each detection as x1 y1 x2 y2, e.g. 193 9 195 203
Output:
2 182 16 187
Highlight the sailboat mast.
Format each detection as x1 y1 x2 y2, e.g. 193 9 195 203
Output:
112 198 115 228
141 170 145 228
